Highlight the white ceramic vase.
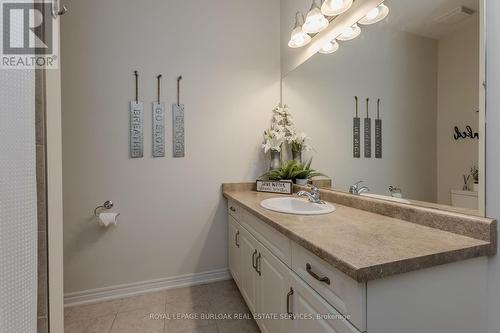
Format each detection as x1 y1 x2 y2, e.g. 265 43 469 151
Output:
296 179 308 186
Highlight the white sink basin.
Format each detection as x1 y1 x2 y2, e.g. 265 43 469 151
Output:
260 197 336 215
360 193 411 204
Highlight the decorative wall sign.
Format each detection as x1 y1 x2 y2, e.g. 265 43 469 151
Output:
454 126 479 140
375 98 382 159
364 98 371 158
256 180 293 194
172 104 185 157
353 96 360 158
130 71 143 158
152 74 165 157
173 76 185 158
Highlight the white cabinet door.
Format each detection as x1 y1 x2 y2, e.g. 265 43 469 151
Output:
239 227 259 313
288 272 360 333
256 242 291 333
228 216 241 285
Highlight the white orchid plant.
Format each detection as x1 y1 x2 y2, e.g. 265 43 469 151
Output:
262 129 285 153
291 132 314 154
262 104 314 155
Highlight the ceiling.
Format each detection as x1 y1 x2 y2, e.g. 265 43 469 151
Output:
384 0 479 39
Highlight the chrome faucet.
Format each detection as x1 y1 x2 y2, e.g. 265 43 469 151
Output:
349 181 370 195
297 186 325 204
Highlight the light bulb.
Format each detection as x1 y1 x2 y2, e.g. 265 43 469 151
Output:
321 0 353 16
319 40 339 54
337 24 361 41
359 4 389 25
366 7 379 20
288 12 311 48
303 1 329 34
288 26 311 48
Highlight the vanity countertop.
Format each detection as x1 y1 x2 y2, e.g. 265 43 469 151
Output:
223 184 496 282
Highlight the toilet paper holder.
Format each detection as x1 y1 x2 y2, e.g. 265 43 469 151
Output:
94 201 114 216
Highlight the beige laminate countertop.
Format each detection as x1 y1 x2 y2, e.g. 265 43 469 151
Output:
223 187 495 282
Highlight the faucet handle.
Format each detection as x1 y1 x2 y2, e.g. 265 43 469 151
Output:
349 181 364 194
307 185 319 193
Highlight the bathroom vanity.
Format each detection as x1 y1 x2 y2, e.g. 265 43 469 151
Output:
223 183 496 333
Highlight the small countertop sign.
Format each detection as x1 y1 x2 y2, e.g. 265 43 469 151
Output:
256 180 293 195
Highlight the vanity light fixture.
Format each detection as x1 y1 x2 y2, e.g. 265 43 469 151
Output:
321 0 353 17
319 40 340 54
337 23 361 41
303 0 329 34
288 12 312 48
359 4 389 25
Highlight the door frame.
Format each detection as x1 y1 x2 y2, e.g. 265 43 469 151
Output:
46 17 64 332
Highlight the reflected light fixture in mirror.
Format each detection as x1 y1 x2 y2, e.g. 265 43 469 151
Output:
359 4 389 25
321 0 353 16
288 12 312 48
336 23 361 41
319 40 340 54
303 0 329 34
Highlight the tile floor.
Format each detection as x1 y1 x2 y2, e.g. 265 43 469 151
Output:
64 280 261 333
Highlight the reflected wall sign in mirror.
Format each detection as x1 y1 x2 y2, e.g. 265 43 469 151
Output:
280 0 485 215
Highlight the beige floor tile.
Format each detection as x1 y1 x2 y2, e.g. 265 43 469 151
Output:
165 284 212 307
64 280 254 333
168 324 218 333
217 319 260 333
64 314 115 333
207 280 238 295
65 300 122 324
119 291 166 313
208 280 245 308
210 290 250 317
110 305 165 333
164 302 216 333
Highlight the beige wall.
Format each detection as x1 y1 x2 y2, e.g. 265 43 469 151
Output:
282 25 438 201
437 18 479 205
61 0 280 293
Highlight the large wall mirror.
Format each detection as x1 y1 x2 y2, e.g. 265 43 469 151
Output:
281 0 485 215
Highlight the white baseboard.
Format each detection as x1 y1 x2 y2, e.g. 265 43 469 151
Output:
64 268 231 307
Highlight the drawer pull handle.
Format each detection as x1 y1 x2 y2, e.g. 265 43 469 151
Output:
230 206 236 212
235 231 240 248
256 253 261 276
286 287 294 319
306 263 331 285
252 250 258 271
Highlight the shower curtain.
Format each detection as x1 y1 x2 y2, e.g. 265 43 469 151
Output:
0 67 38 331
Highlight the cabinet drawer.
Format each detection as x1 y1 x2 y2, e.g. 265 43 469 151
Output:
292 244 366 332
240 208 292 267
289 270 362 333
227 200 240 221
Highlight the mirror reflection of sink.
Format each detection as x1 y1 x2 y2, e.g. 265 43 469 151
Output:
360 193 411 204
260 197 336 215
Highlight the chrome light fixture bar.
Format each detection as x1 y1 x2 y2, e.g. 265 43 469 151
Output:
288 12 312 48
321 0 353 17
359 3 389 25
303 0 329 34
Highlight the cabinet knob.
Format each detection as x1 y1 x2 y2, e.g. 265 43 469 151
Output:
230 206 236 212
